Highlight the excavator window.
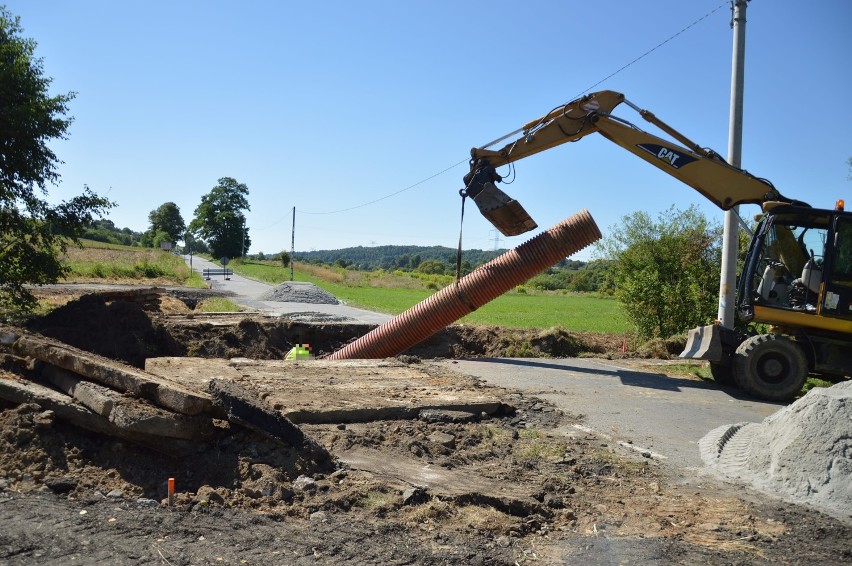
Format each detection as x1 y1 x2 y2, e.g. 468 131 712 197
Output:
753 215 829 312
830 218 852 285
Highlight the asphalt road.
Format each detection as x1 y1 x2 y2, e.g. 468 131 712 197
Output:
183 255 391 325
444 357 783 471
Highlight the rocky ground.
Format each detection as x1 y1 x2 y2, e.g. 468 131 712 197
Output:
0 287 849 564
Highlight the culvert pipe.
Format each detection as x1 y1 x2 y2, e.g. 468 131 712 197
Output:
328 209 601 360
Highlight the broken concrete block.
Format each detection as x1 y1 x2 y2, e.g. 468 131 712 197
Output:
40 364 117 417
13 334 211 416
428 431 456 449
0 375 199 457
0 329 20 346
108 401 215 440
39 363 215 440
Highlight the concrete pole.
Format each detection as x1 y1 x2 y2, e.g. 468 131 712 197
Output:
718 0 748 327
290 206 295 282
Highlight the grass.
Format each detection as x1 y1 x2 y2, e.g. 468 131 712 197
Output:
516 429 565 462
63 240 206 287
229 260 630 333
801 376 834 396
58 248 630 333
195 297 243 312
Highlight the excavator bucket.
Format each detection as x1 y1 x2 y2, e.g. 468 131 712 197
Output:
680 324 722 361
472 182 538 237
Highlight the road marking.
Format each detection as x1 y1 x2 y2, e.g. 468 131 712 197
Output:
571 424 668 460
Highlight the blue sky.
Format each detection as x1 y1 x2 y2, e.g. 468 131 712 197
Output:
7 0 851 258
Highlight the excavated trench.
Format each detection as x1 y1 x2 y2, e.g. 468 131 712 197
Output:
25 293 622 368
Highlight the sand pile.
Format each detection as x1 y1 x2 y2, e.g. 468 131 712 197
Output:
700 381 851 522
260 282 339 305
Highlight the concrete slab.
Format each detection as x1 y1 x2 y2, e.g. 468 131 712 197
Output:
40 364 216 440
41 364 118 417
13 334 212 416
145 357 504 424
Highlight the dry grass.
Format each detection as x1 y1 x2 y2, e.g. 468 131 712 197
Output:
61 241 204 287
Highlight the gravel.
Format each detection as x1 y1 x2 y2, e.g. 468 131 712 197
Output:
260 282 340 305
700 381 852 523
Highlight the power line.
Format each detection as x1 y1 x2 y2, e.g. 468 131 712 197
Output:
574 1 729 98
300 159 469 215
262 2 727 222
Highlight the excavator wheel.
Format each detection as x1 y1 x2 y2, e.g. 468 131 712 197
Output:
709 362 736 387
734 334 808 401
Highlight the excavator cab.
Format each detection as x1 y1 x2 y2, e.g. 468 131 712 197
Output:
684 204 852 400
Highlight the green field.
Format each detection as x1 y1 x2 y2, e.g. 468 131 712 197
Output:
231 259 629 333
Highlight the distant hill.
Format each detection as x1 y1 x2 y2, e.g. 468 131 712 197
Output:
292 245 588 272
293 245 504 271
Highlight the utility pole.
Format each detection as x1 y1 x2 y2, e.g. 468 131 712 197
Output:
241 224 246 258
290 206 295 281
718 0 748 328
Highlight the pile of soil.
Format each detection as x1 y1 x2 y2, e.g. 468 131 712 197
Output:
26 294 182 368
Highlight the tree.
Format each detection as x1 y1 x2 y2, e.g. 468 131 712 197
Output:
596 206 722 339
279 251 290 267
189 177 250 259
417 259 445 275
146 202 185 247
0 8 112 314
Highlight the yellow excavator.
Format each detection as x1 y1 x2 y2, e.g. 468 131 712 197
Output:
462 90 851 401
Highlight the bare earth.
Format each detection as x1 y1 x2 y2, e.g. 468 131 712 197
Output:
0 286 849 565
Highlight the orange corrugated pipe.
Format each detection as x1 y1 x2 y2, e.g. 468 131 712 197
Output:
328 209 601 360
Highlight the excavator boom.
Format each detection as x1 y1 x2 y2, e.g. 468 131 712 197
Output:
464 90 794 236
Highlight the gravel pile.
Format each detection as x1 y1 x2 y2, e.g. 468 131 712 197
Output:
260 282 340 305
700 381 851 522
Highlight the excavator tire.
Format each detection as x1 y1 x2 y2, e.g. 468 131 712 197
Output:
709 362 736 387
734 334 808 401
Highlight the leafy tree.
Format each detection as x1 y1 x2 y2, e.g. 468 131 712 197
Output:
185 234 209 254
279 251 290 267
0 8 112 314
417 259 446 275
146 202 185 247
152 230 173 249
596 206 722 339
189 177 250 259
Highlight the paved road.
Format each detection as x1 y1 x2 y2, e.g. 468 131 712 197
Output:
445 357 783 471
182 255 391 325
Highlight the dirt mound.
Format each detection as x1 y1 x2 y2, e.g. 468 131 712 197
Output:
26 294 182 368
700 381 852 522
260 282 340 304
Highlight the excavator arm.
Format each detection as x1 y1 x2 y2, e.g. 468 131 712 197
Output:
463 90 796 236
